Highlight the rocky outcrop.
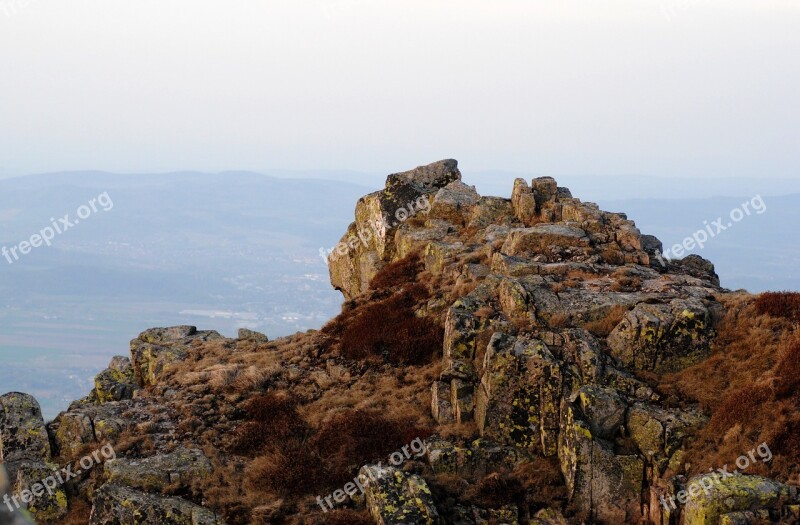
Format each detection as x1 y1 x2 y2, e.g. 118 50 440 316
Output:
88 484 223 525
104 447 212 492
130 326 223 387
358 465 439 525
328 159 461 299
2 160 789 525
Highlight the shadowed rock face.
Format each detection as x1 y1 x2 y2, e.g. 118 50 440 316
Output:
0 160 793 525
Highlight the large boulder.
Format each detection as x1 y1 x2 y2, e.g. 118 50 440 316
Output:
12 461 68 522
91 356 137 404
0 465 34 525
681 474 795 525
130 326 223 387
89 484 223 525
558 401 643 524
607 298 714 373
0 393 51 471
358 465 439 525
329 159 461 299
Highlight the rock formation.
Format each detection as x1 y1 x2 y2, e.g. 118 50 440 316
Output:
1 159 797 524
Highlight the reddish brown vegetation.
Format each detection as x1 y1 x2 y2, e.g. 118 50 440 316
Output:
241 406 433 497
322 254 444 366
369 253 423 290
231 392 308 453
754 291 800 323
659 293 800 481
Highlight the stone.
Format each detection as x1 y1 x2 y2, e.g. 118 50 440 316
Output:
558 401 643 523
329 160 460 299
0 464 33 524
429 180 480 223
511 178 539 226
431 381 454 424
91 357 137 404
358 465 439 525
0 393 50 467
104 447 212 492
574 385 626 440
682 474 791 525
12 461 68 522
237 328 269 342
89 484 224 525
607 298 714 373
501 225 591 262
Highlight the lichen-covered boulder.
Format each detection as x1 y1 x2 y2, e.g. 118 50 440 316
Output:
329 159 461 299
559 400 643 523
89 484 224 525
0 465 34 525
0 393 51 468
91 357 137 403
574 385 626 440
607 298 714 373
12 461 68 522
130 327 222 387
104 447 212 492
475 333 561 454
682 474 793 525
358 465 439 525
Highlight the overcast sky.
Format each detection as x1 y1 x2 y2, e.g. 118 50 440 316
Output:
0 0 798 179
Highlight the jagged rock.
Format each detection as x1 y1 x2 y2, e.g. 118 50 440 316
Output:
237 328 269 342
574 385 626 440
430 180 481 223
511 178 539 226
607 298 714 373
475 333 561 454
473 504 519 524
0 393 51 474
91 357 137 403
131 326 223 387
49 402 130 457
0 465 34 525
558 400 643 523
358 465 439 525
12 461 68 522
104 447 212 492
425 438 519 478
681 474 794 525
431 381 455 424
329 159 461 299
501 225 591 262
89 484 224 524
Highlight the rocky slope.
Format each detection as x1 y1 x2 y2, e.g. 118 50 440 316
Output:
1 159 799 524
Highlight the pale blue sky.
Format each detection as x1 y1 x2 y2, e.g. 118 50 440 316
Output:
0 0 798 178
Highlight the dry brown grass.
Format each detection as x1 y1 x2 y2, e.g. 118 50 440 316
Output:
323 280 443 366
754 291 800 323
583 305 628 338
610 267 642 292
658 292 800 481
